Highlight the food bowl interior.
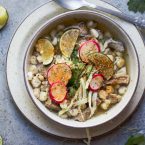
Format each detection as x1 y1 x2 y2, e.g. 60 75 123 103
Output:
24 10 139 128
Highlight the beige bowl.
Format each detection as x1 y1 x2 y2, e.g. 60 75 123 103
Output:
24 10 139 128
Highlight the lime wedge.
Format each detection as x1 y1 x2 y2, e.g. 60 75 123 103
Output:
88 53 114 80
0 136 2 145
36 39 54 65
0 6 8 30
60 29 80 57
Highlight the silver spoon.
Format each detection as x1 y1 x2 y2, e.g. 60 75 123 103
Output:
53 0 145 29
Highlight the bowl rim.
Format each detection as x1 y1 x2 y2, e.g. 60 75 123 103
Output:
23 10 140 128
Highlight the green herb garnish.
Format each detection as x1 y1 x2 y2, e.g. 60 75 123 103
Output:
128 0 145 13
125 134 145 145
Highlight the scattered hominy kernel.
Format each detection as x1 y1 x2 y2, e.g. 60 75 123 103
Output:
106 86 114 94
30 56 37 64
27 72 33 81
118 86 127 95
107 55 114 61
37 55 43 63
60 100 68 109
69 109 78 117
87 21 96 28
29 65 38 75
90 28 99 38
36 73 44 81
31 76 41 88
99 90 108 100
52 37 58 46
39 91 47 101
101 100 111 110
50 30 57 38
33 88 40 98
116 57 125 68
57 24 65 31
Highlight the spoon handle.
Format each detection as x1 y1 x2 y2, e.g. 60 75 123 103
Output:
84 2 145 29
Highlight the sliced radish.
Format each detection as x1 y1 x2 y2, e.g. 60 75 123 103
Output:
49 82 67 104
47 63 72 85
93 73 104 78
89 74 104 91
79 40 101 63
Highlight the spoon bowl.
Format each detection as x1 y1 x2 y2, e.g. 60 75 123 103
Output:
53 0 86 10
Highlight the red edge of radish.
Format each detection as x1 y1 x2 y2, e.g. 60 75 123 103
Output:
49 82 67 104
89 74 104 92
79 40 101 63
93 73 104 79
47 63 72 85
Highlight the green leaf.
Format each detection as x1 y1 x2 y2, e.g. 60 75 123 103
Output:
0 136 3 145
125 134 145 145
68 68 81 89
127 0 145 13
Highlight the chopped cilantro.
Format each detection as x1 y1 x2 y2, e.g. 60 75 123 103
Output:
125 134 145 145
128 0 145 13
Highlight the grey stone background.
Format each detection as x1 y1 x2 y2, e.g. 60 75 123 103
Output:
0 0 145 145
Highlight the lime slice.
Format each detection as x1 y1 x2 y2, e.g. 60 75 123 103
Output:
35 39 54 65
0 6 8 30
88 53 114 80
60 29 80 57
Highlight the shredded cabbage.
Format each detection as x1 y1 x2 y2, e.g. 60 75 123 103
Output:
88 91 93 112
89 92 98 118
75 98 88 106
85 70 97 89
80 78 87 98
83 128 91 145
58 88 79 116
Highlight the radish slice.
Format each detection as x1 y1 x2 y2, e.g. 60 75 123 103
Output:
93 73 104 78
89 74 104 91
79 40 100 63
49 82 67 104
47 63 72 85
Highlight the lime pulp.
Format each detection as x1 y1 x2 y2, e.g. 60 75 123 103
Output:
0 6 8 29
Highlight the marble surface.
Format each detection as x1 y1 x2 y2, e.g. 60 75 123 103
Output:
0 0 145 145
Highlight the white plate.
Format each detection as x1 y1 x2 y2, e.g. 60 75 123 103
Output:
6 0 145 138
